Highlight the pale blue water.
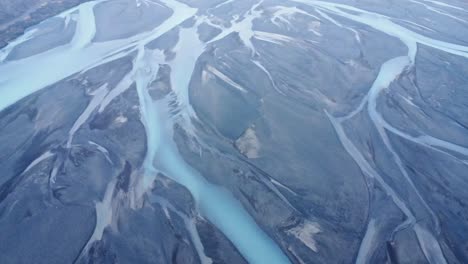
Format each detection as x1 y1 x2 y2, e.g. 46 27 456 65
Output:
132 25 291 262
157 141 291 264
0 1 293 261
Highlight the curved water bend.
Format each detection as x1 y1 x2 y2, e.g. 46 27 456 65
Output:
133 43 291 263
303 0 468 262
0 0 197 112
0 0 292 262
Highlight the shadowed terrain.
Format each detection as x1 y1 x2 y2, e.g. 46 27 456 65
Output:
0 0 92 48
0 0 468 263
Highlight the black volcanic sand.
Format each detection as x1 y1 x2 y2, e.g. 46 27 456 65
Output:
1 0 468 263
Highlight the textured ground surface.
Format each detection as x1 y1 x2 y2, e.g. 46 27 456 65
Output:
0 0 94 48
0 0 468 263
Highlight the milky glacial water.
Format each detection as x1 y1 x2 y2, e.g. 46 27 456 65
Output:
2 0 468 263
0 0 293 262
132 27 291 264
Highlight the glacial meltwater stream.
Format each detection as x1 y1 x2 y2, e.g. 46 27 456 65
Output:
1 0 468 263
0 1 292 263
131 23 291 264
